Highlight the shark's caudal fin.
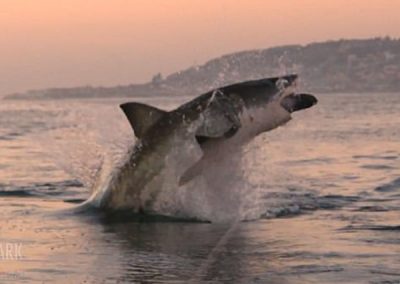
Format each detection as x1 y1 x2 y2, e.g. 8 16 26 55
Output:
120 102 167 139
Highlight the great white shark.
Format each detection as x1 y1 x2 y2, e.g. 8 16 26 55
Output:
84 74 317 214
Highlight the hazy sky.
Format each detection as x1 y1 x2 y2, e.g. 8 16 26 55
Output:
1 0 400 95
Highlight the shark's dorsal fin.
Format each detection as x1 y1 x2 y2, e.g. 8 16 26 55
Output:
120 102 167 139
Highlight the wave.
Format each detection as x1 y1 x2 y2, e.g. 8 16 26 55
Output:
0 180 84 199
375 177 400 192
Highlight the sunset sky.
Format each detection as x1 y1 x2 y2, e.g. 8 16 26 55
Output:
1 0 400 95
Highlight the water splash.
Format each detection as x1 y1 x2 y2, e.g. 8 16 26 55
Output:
28 100 130 202
29 98 329 222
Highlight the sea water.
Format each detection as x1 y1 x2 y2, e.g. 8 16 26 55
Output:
0 93 399 283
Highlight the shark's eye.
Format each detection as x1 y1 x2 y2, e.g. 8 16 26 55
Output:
276 78 289 91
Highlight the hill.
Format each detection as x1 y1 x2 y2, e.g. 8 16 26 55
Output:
5 37 400 99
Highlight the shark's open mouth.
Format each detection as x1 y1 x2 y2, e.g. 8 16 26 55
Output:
280 93 318 113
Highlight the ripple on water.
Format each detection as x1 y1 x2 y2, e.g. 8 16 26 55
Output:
353 206 391 212
353 154 399 161
0 180 85 199
341 225 400 231
360 164 396 170
282 264 345 275
260 191 361 219
375 177 400 192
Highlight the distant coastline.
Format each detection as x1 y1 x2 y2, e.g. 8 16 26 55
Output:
4 37 400 100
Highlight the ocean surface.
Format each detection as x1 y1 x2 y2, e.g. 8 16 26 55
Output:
0 92 399 283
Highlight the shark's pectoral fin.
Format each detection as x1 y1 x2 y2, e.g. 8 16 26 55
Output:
195 91 243 142
120 102 167 139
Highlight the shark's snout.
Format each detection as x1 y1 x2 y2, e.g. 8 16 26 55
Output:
280 93 317 113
